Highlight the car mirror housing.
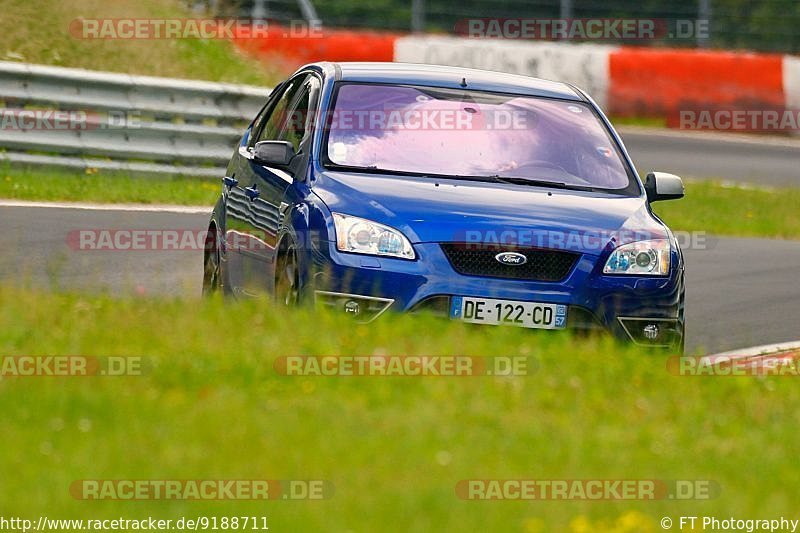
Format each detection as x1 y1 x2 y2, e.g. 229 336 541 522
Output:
644 172 685 202
253 140 295 167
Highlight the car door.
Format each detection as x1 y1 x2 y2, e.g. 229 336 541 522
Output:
222 77 300 296
237 72 321 295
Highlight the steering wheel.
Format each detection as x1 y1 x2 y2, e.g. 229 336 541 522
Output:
508 160 593 185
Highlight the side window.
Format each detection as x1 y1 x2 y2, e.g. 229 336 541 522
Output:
251 76 304 146
249 88 282 147
278 76 321 153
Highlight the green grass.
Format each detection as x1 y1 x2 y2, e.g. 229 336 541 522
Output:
609 116 667 128
0 0 279 85
0 286 798 531
0 166 220 206
653 180 800 240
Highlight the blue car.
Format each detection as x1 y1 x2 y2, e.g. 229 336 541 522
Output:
203 62 686 350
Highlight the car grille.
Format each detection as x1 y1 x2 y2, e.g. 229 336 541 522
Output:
440 244 579 282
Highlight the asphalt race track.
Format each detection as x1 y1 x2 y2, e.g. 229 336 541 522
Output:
2 204 798 354
619 127 800 186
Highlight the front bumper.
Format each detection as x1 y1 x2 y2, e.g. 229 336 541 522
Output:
307 241 684 347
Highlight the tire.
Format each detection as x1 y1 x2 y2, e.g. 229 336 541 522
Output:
202 226 222 296
275 241 300 306
674 289 686 355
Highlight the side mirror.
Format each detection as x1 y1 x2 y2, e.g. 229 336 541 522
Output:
253 140 295 167
644 172 685 202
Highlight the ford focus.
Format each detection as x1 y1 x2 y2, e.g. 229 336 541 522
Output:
203 62 686 350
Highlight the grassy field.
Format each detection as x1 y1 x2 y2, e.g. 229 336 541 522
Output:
654 180 800 240
2 166 799 241
0 166 220 206
0 286 798 531
0 0 278 85
608 116 667 128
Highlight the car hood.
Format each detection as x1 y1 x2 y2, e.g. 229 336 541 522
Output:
312 170 666 256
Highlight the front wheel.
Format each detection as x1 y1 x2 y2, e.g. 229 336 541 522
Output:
202 226 222 296
672 289 686 355
274 242 300 306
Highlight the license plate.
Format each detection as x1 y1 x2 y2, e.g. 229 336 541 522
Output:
450 297 567 330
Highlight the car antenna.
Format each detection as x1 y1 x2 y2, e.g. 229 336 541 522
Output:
460 77 467 88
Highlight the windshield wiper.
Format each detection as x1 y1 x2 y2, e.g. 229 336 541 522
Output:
482 175 597 192
325 165 600 191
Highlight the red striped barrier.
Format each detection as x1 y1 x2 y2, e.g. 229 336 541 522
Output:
230 25 398 73
608 47 785 117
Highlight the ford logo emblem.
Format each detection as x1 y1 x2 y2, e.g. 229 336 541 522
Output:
495 252 527 265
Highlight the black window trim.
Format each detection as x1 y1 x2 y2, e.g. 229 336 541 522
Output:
248 70 322 150
276 75 322 154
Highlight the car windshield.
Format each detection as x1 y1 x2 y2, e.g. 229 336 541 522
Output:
324 83 634 192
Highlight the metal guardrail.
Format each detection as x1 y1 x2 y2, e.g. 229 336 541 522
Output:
0 61 271 177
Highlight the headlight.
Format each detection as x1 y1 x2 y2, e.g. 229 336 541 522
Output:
603 239 670 275
332 213 415 260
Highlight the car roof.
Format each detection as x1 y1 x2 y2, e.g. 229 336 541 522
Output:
306 62 584 101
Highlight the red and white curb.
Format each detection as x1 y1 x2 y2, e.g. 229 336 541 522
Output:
700 341 800 365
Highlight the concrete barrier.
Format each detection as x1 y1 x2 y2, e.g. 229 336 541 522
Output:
394 36 615 108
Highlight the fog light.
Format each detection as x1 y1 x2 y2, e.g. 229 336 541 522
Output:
643 324 660 340
617 317 681 347
315 291 394 323
344 300 361 316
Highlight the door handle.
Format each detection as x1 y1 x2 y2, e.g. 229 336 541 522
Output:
244 185 260 201
222 176 238 189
